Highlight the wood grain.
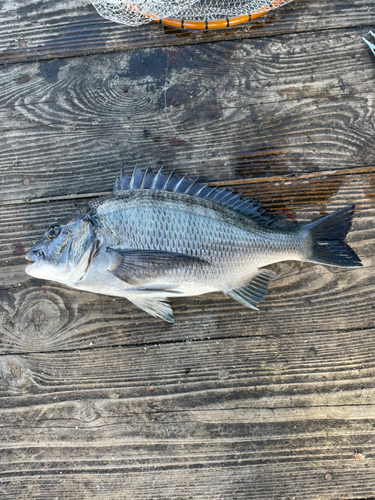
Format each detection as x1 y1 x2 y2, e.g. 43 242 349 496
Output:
1 29 375 202
0 0 373 65
2 328 375 407
1 330 375 499
1 463 374 500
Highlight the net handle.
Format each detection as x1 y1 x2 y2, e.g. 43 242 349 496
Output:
127 0 287 30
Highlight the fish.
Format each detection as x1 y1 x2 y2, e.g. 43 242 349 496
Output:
25 166 362 323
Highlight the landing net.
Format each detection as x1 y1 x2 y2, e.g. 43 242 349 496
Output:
91 0 293 29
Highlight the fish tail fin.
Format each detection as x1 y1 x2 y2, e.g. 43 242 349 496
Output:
302 204 362 268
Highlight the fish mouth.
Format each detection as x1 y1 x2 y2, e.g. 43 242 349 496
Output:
25 249 45 262
25 250 36 262
25 252 44 276
25 260 37 277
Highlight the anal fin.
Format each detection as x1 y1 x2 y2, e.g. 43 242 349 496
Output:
125 294 174 323
227 269 276 310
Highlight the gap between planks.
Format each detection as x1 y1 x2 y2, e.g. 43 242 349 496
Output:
2 165 373 206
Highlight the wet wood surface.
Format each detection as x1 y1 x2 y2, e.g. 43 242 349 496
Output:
1 1 375 499
0 0 373 65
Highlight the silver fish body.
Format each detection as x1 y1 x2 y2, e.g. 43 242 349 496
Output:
25 167 362 322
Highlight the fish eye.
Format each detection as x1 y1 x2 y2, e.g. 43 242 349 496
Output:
47 226 61 239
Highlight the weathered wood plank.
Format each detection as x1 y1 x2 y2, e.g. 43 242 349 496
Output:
0 462 374 500
0 0 373 65
1 29 375 202
1 173 374 354
2 329 375 406
1 331 375 498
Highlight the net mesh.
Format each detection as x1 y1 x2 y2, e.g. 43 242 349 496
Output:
91 0 292 27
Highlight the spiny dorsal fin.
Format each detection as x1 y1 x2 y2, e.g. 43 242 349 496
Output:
113 165 273 226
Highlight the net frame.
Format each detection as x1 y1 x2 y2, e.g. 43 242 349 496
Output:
91 0 293 30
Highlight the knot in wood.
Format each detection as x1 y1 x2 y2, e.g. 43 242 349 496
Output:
0 356 27 389
2 290 77 348
74 401 101 423
19 299 61 338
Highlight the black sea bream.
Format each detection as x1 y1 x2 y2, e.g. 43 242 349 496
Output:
25 167 362 323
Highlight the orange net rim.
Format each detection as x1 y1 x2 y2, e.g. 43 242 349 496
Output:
125 0 287 29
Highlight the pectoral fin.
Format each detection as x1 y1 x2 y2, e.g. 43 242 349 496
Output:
125 294 174 323
227 269 276 310
107 248 208 285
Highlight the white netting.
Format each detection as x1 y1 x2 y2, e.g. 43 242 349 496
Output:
91 0 292 26
91 0 196 25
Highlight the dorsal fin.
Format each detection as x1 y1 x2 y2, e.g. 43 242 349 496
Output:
113 165 274 226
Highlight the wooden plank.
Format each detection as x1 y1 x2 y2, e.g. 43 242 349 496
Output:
2 330 375 407
1 172 374 354
0 0 373 65
1 463 374 500
1 29 375 202
1 332 375 498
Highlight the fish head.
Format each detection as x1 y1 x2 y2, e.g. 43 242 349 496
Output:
25 215 94 284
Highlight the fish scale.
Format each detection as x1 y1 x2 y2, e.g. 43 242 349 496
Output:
25 166 362 323
94 191 269 260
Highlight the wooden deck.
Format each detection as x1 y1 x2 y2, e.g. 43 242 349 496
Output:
1 1 375 498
